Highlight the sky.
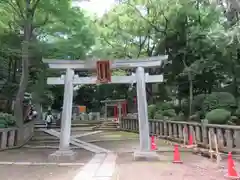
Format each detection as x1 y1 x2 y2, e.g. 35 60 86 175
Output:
72 0 116 17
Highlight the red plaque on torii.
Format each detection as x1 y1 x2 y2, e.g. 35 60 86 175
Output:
96 60 111 83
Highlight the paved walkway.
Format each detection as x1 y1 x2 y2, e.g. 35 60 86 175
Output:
0 130 237 180
114 152 228 180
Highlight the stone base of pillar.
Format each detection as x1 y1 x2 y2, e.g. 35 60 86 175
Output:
133 151 160 161
48 149 77 162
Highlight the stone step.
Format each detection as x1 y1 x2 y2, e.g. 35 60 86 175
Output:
35 121 102 127
102 123 118 126
31 139 59 143
31 136 59 141
28 141 60 146
95 128 119 131
23 145 79 149
100 126 118 128
34 128 94 134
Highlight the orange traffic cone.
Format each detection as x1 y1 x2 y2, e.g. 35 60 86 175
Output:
173 144 183 163
188 134 193 145
151 136 157 151
225 152 239 179
186 131 197 148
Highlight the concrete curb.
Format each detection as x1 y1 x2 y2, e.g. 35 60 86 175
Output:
0 161 85 166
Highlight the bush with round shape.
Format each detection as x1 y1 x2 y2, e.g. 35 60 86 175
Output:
203 92 236 113
206 108 231 124
162 109 176 117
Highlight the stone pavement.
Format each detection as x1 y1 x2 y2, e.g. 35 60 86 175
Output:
113 152 228 180
0 148 92 180
0 130 238 180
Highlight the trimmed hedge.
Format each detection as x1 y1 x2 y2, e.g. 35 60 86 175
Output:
206 108 231 124
203 92 236 113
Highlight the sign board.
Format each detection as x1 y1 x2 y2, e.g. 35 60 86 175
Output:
79 106 86 113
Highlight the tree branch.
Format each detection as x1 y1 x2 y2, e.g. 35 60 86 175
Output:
31 0 41 16
7 1 25 20
33 14 49 29
127 3 166 33
136 35 147 57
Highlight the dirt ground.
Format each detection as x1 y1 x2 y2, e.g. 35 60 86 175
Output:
113 152 232 180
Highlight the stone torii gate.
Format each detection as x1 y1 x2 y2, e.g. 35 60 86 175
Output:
43 56 167 160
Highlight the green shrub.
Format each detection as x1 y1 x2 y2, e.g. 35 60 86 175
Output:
202 92 236 113
149 102 175 119
0 113 15 127
173 112 185 121
230 116 239 125
206 109 231 124
148 104 157 119
235 108 240 118
154 110 164 119
162 109 176 117
0 124 6 128
0 120 7 125
156 102 173 111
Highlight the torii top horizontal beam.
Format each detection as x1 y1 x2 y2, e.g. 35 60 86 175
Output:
47 74 164 85
42 56 168 70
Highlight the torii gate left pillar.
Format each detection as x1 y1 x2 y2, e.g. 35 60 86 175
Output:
48 68 76 161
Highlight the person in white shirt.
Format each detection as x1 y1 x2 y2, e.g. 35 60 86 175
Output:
45 109 53 129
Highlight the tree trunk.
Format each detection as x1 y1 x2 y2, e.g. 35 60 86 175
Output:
182 57 193 117
14 1 32 144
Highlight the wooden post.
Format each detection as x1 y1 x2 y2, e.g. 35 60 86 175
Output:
208 131 214 160
183 127 187 147
214 133 221 166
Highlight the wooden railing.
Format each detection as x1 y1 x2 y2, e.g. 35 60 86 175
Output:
0 121 34 150
120 118 240 153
